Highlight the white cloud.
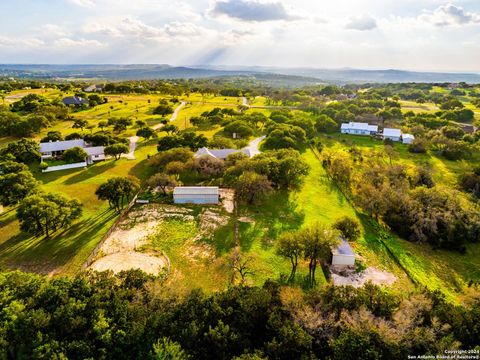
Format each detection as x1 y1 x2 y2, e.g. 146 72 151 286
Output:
53 37 104 47
419 3 480 26
345 14 378 30
209 0 300 22
42 24 71 37
0 36 45 48
67 0 96 8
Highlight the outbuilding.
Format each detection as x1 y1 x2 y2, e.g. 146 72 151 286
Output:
331 238 356 267
173 186 219 205
402 134 415 144
383 128 402 142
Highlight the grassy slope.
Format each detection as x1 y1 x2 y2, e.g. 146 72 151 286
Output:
318 134 480 303
0 141 157 276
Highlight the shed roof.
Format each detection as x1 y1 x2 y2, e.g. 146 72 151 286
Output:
383 128 402 137
402 133 415 140
173 186 219 195
40 139 85 153
332 238 355 257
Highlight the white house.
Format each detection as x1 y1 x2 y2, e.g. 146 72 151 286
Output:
341 122 378 136
383 128 402 142
173 187 219 205
331 238 356 267
194 147 252 160
84 146 106 164
40 140 86 159
39 140 105 164
402 134 415 144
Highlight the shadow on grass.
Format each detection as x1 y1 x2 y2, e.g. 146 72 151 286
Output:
0 208 117 273
63 161 117 185
128 158 152 182
37 167 86 185
239 190 305 253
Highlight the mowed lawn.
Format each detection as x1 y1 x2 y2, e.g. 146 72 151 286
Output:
316 134 480 303
0 141 157 276
230 149 411 288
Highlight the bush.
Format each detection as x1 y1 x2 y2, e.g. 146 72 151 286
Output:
408 138 427 153
333 216 361 241
62 146 88 163
39 162 49 170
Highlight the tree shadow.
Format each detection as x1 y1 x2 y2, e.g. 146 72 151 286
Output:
63 161 116 185
239 191 305 253
0 208 117 273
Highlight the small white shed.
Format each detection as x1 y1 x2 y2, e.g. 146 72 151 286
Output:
402 134 415 144
332 238 356 267
173 186 219 205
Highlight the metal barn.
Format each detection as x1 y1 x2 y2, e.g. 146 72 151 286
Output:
331 238 356 267
173 187 219 205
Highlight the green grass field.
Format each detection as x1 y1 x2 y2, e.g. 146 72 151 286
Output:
316 134 480 303
0 140 157 276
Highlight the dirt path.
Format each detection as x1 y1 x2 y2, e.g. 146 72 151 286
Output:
243 136 265 157
152 101 186 130
123 101 186 160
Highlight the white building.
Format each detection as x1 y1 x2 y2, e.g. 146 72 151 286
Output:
383 128 402 142
402 134 415 144
341 122 378 136
39 139 105 164
194 147 252 160
331 238 356 267
173 187 219 205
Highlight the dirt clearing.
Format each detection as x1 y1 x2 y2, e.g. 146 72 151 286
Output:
331 266 397 287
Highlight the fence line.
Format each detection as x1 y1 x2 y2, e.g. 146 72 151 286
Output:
42 162 87 172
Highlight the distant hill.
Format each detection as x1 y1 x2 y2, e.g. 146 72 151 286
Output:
1 64 479 84
198 65 480 84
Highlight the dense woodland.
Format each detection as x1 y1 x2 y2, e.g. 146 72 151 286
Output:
0 270 479 359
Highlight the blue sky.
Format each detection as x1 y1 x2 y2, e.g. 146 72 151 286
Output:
0 0 479 71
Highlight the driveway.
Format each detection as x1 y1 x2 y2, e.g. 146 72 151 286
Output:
243 135 266 157
124 101 186 160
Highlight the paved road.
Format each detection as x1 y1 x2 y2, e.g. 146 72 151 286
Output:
123 101 186 160
243 135 266 157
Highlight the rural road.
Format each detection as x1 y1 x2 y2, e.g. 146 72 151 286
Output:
243 135 266 157
123 101 186 160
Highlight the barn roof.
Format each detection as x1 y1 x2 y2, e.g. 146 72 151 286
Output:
173 186 219 195
383 128 402 137
39 139 85 153
332 238 355 257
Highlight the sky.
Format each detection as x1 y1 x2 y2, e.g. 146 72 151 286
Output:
0 0 479 72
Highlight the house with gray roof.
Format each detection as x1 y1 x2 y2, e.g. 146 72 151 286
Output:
341 122 378 135
194 147 252 160
62 96 89 107
39 139 105 165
